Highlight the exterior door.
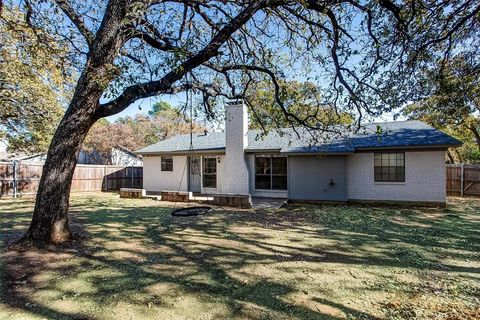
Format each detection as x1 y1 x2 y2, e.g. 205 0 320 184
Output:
189 156 201 193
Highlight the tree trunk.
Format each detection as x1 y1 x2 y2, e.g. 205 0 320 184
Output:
23 89 101 244
447 150 455 164
22 0 129 244
452 148 463 163
467 124 480 151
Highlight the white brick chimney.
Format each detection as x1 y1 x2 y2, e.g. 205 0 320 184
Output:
223 100 249 194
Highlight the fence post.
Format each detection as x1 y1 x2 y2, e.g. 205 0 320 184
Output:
104 165 107 191
12 160 17 198
131 165 134 188
460 163 464 196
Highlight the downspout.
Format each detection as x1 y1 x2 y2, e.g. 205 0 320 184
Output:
287 156 290 201
131 165 134 188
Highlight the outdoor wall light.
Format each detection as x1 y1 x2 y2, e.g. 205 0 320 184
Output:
329 178 335 186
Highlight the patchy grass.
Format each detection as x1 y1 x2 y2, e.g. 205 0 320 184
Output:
0 193 479 320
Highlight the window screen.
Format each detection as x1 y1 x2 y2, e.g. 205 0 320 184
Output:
374 152 405 182
161 156 173 171
255 156 287 190
203 157 217 188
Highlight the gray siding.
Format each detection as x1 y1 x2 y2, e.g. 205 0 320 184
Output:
288 155 347 201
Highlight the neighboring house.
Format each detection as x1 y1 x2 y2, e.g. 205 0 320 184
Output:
110 146 144 166
77 149 102 165
78 146 143 166
136 102 461 205
1 146 143 166
0 152 47 163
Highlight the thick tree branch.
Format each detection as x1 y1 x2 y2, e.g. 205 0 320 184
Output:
53 0 95 47
96 0 269 118
127 31 179 52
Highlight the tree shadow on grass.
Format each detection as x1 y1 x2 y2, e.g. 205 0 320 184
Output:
1 196 479 319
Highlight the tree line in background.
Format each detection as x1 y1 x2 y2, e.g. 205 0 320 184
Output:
83 101 205 164
246 81 353 130
404 56 480 164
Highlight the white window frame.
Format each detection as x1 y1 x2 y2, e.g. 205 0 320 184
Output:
202 156 217 188
160 156 173 172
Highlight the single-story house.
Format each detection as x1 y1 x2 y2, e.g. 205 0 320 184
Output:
136 101 461 206
1 146 143 166
0 152 48 163
79 146 143 166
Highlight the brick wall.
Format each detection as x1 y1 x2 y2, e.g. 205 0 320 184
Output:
222 102 250 194
346 151 446 203
143 155 189 192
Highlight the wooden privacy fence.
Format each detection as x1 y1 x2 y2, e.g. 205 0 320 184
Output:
0 162 142 197
446 164 480 196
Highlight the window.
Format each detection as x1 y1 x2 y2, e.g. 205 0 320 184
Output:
161 156 173 171
374 152 405 182
255 156 287 190
190 157 200 175
203 157 217 188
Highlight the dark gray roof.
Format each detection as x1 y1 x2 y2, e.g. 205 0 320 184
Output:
136 120 462 154
137 132 225 154
349 121 462 150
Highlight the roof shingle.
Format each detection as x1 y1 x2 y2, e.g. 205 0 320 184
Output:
135 120 462 154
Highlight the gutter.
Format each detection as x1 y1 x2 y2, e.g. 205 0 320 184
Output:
353 144 458 152
137 148 226 156
244 149 282 153
280 151 354 156
136 143 461 156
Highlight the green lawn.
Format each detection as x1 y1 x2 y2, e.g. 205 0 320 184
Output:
1 193 479 320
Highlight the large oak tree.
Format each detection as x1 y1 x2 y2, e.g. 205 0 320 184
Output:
7 0 479 244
